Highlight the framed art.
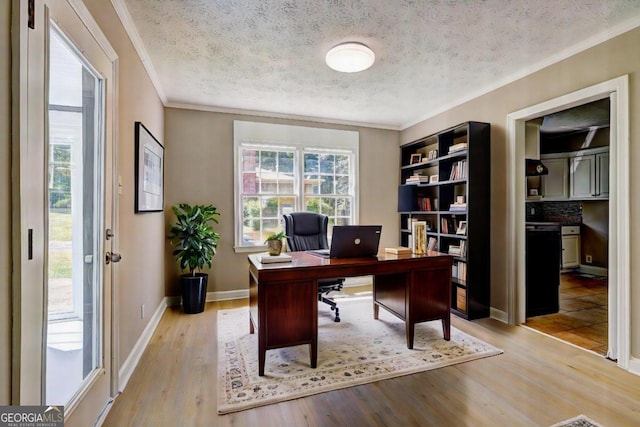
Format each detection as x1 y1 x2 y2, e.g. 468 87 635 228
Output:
409 153 422 165
135 121 164 213
411 221 427 254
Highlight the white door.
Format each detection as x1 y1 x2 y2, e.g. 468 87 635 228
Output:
15 1 118 425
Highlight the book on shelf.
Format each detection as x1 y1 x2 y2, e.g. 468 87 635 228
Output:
448 142 468 153
448 160 467 180
453 261 467 280
385 246 412 255
448 245 461 256
427 237 438 251
417 197 434 211
449 203 467 211
257 253 292 264
405 174 430 185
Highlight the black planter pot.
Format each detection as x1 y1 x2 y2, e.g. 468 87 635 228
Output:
180 273 208 314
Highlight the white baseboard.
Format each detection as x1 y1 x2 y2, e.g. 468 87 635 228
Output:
118 298 168 391
490 307 509 323
167 278 374 306
628 355 640 377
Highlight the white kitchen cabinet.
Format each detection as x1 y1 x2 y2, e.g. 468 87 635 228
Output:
540 156 569 199
561 226 580 269
570 148 609 199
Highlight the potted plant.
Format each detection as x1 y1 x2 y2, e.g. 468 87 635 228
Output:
265 231 286 256
168 203 220 314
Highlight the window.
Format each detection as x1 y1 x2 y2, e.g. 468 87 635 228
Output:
234 121 359 250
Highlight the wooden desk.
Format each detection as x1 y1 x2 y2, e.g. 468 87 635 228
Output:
248 251 452 376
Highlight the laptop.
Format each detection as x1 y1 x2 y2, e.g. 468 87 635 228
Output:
310 225 382 258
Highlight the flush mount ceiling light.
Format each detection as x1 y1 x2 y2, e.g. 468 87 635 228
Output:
325 42 375 73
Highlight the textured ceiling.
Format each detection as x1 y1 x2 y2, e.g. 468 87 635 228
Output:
119 0 640 129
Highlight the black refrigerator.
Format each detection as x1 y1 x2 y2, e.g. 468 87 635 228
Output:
525 223 562 317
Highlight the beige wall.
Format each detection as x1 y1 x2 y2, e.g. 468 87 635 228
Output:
0 0 11 405
164 108 399 295
402 26 640 357
582 201 609 268
82 0 166 368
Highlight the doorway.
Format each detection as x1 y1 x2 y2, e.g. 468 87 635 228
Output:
505 76 630 371
13 0 119 423
522 100 610 356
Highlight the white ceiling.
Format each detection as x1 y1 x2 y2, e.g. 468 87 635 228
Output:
117 0 640 130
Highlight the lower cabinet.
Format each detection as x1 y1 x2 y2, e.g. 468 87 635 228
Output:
561 226 580 269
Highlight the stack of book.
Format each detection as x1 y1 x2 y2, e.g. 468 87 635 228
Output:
405 175 430 185
449 202 466 212
385 246 412 255
448 141 468 154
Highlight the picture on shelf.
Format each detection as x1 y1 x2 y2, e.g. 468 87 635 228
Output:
456 220 467 235
429 175 439 183
411 221 427 254
410 153 423 164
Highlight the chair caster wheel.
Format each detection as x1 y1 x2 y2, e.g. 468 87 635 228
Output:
330 306 335 311
334 317 340 322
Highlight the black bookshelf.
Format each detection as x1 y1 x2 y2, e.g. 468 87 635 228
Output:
398 122 490 320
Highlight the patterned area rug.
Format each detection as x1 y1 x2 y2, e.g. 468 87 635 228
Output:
217 298 503 414
550 415 605 427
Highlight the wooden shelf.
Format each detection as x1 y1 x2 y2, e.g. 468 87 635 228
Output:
399 121 490 320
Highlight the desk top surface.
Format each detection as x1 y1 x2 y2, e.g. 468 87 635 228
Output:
249 250 451 271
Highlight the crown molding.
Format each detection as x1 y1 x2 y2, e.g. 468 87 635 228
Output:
110 0 167 104
401 16 640 130
165 101 401 131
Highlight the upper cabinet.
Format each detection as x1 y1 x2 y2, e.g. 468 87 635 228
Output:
540 155 569 200
540 147 608 200
569 148 609 199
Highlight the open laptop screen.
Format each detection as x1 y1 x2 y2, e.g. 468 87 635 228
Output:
310 225 382 258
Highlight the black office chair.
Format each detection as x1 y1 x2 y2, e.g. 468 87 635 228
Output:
283 212 345 322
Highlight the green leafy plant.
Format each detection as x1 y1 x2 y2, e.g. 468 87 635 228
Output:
264 231 286 242
168 203 220 276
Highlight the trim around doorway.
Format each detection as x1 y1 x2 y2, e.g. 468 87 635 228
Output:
505 75 631 373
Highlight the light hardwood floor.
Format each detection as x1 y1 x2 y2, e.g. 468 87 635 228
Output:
103 298 640 427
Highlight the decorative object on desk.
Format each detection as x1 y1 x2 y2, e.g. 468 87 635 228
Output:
217 298 502 414
549 415 605 427
411 221 427 254
264 231 286 256
409 153 422 164
168 203 220 314
135 122 164 212
456 220 467 235
257 252 292 264
384 246 411 255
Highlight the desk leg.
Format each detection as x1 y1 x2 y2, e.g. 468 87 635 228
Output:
258 336 266 376
406 318 415 349
310 340 317 369
442 315 451 341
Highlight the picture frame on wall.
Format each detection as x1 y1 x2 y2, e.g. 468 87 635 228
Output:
411 221 427 254
135 121 164 213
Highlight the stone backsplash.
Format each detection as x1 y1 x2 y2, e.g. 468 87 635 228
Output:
526 201 582 224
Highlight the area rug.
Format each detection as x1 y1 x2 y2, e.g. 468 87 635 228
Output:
217 297 502 414
550 415 605 427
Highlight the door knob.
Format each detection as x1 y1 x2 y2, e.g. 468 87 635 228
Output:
106 252 122 264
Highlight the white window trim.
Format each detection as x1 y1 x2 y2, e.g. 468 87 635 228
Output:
233 121 359 252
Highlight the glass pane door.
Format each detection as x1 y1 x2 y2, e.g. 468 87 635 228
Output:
46 26 103 406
